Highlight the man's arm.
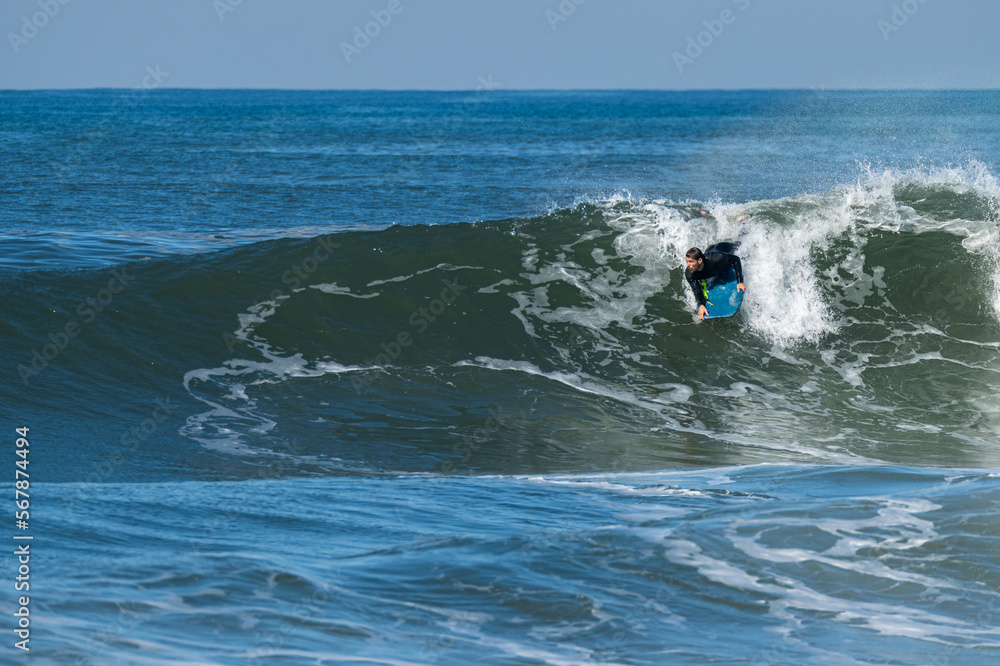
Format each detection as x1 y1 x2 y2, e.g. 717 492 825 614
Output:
686 271 707 307
722 253 746 293
728 253 744 285
686 271 710 320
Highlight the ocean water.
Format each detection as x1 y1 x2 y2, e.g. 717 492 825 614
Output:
3 89 1000 664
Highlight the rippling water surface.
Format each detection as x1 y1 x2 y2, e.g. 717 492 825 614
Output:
2 90 1000 664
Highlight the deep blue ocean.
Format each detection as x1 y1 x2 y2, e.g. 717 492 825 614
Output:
3 89 1000 664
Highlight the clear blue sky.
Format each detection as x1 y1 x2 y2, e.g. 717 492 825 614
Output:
1 0 997 90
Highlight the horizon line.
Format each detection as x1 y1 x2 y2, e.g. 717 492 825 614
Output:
3 86 999 93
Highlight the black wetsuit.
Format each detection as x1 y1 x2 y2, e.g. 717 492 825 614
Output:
684 244 744 308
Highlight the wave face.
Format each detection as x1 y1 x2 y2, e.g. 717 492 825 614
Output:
6 165 1000 482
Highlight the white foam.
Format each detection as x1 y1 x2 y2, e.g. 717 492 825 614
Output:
366 263 483 287
511 233 664 336
660 537 1000 647
310 283 379 298
181 292 361 451
461 357 878 465
650 383 694 403
590 162 1000 343
599 195 846 345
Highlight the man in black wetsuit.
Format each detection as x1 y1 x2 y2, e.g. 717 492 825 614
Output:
684 244 746 320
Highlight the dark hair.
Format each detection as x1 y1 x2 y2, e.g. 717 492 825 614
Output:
685 247 704 261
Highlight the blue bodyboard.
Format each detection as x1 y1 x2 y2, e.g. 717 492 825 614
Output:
701 266 743 319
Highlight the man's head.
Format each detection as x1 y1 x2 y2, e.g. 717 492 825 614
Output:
685 247 704 272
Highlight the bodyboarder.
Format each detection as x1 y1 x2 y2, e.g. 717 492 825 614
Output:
684 243 746 321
